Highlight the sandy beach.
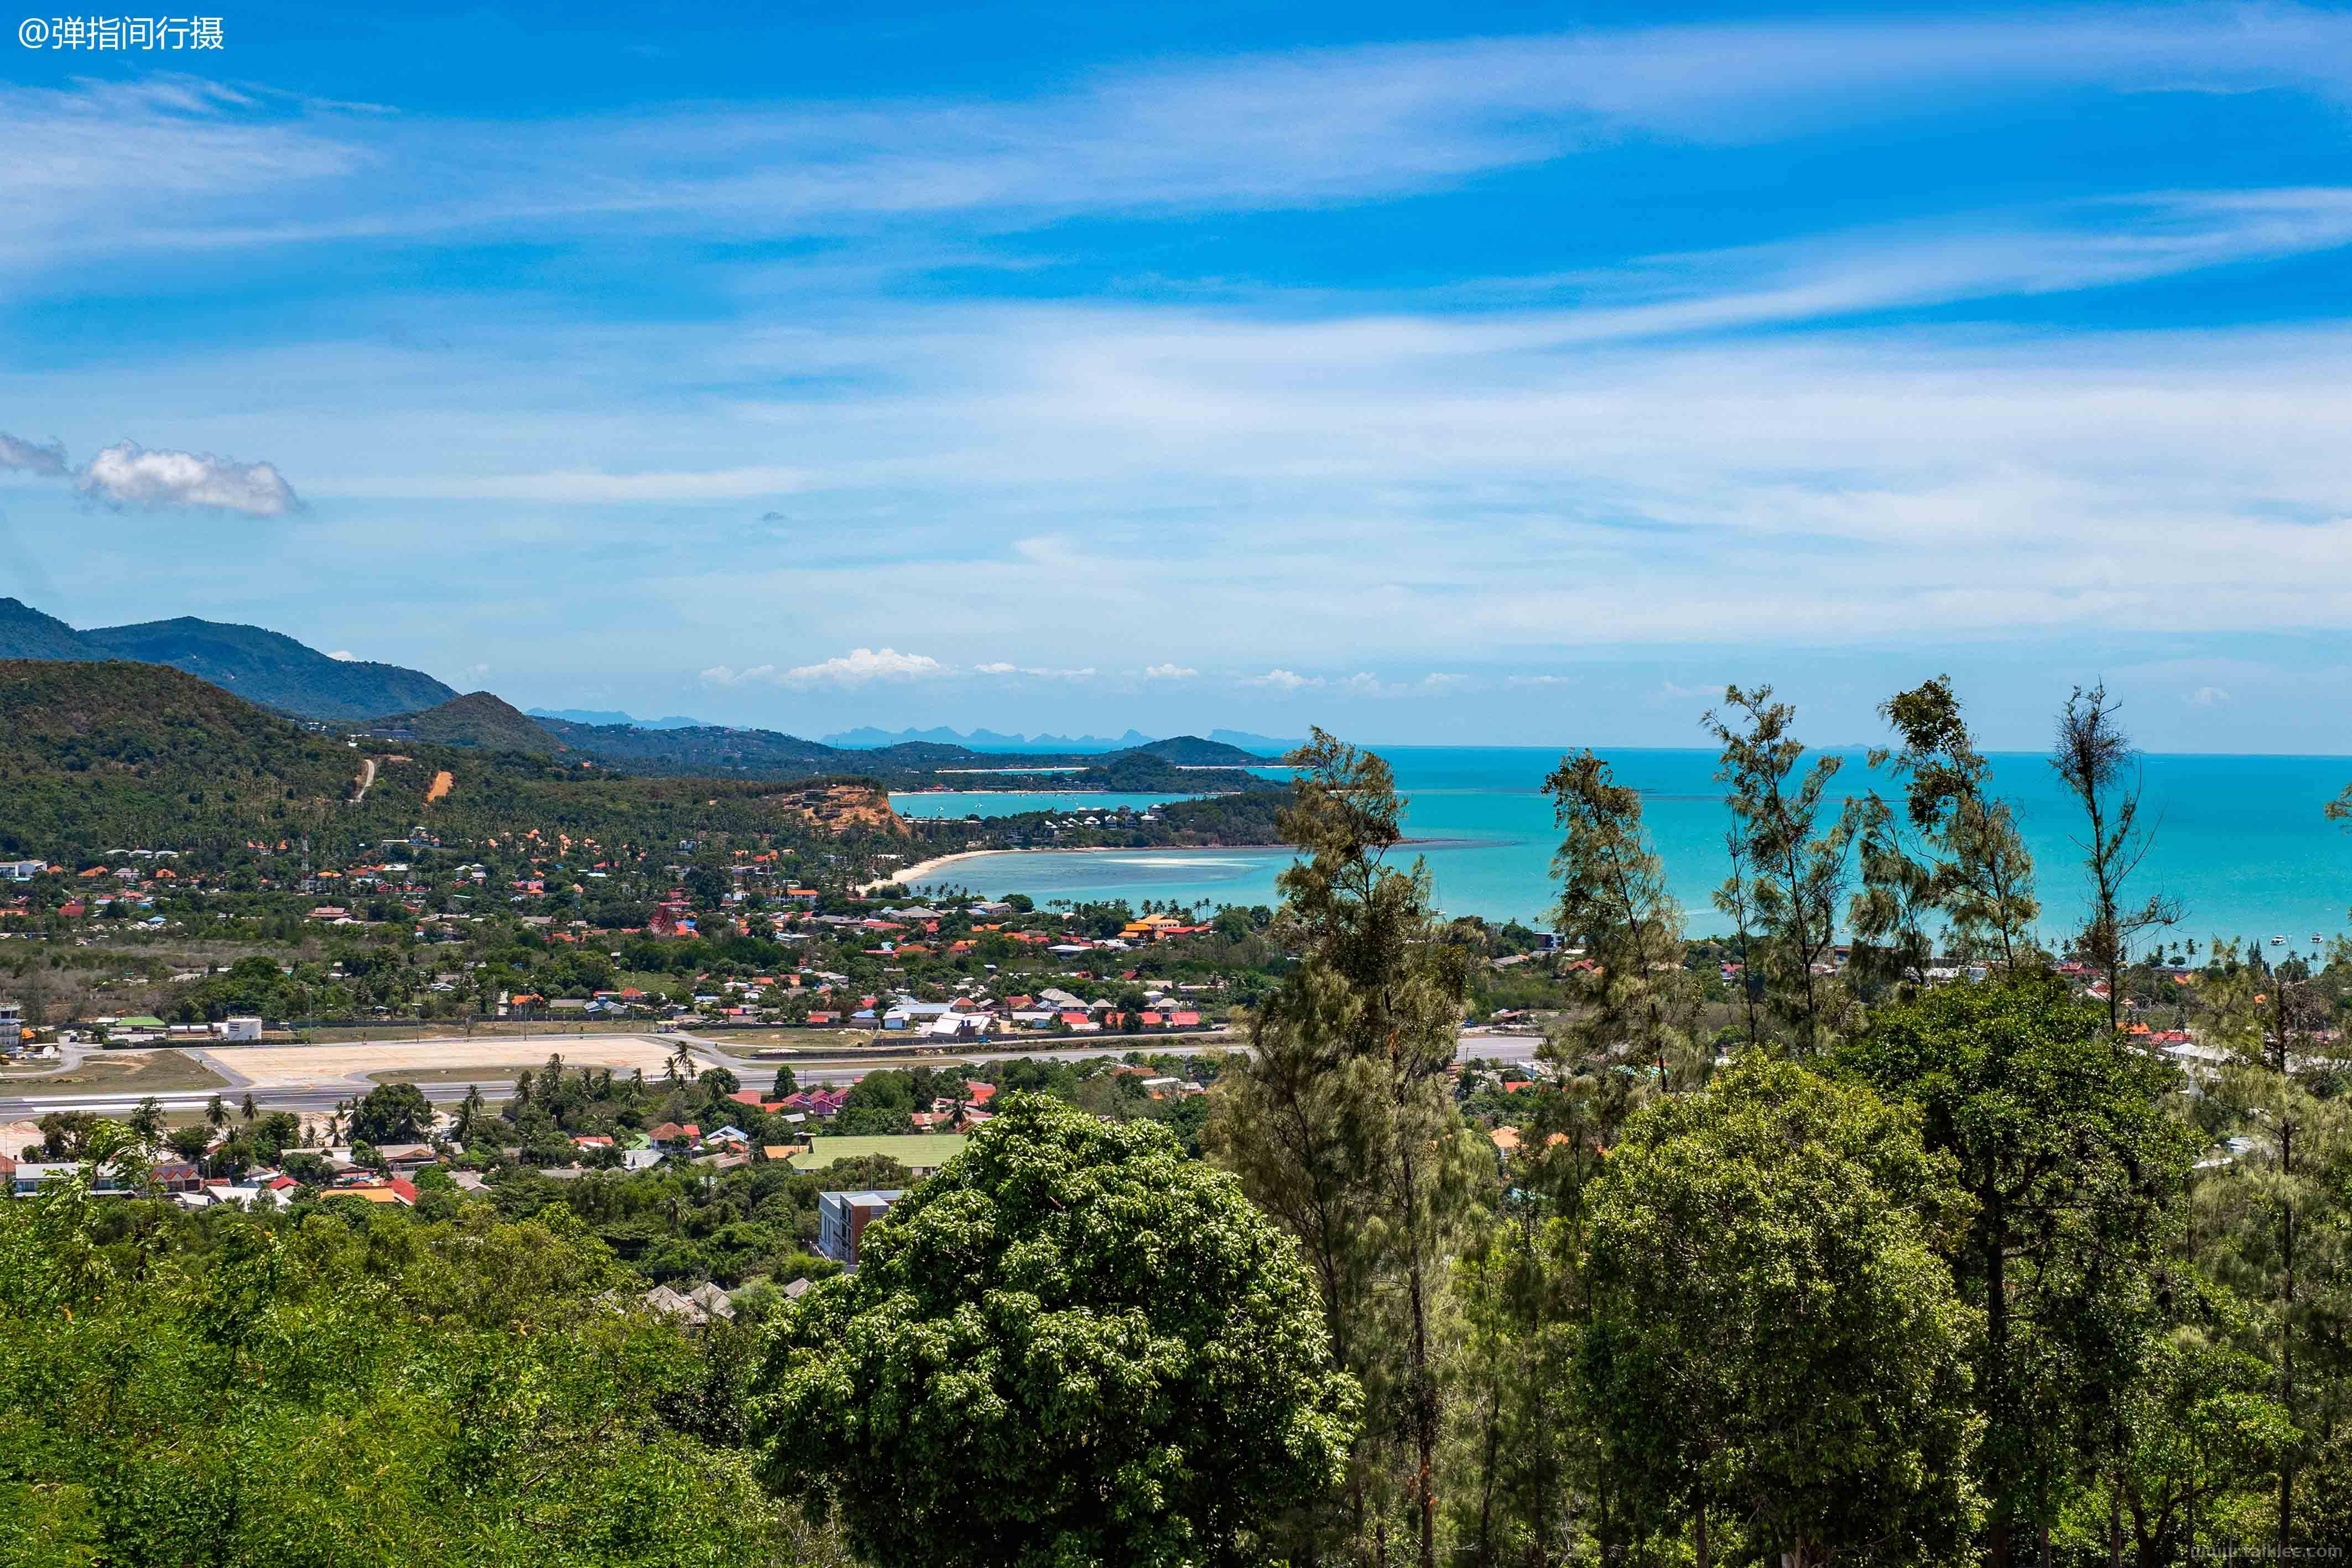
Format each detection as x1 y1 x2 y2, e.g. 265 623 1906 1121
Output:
864 841 1321 897
860 844 1172 895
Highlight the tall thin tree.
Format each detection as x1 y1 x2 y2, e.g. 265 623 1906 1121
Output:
1206 730 1482 1568
1703 686 1861 1052
1544 749 1704 1090
2051 682 2179 1032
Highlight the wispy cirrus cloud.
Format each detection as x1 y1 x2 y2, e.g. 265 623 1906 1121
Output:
313 465 807 503
0 432 68 477
12 7 2352 272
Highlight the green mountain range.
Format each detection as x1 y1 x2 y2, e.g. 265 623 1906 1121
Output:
0 596 1278 786
0 660 902 865
0 598 459 720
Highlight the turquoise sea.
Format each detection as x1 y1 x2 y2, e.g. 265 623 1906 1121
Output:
906 749 2352 957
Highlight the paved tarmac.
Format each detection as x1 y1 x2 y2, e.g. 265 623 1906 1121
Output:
0 1028 1545 1119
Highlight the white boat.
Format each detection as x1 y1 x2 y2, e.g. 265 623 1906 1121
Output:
2270 934 2285 946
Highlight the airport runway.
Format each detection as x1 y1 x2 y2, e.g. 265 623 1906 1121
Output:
0 1029 1544 1120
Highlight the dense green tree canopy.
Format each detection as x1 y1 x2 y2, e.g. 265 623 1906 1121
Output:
348 1079 432 1145
756 1093 1360 1568
1580 1056 1981 1566
1841 976 2198 1558
0 1148 816 1567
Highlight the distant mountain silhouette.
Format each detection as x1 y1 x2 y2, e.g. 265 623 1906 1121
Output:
0 598 97 660
527 707 709 730
0 597 459 720
823 725 1156 752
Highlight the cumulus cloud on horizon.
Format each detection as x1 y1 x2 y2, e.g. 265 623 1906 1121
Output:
782 647 945 686
1144 663 1199 679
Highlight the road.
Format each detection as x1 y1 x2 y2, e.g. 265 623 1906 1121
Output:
0 1029 1545 1120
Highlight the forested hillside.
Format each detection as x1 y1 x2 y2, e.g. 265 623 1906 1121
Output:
0 661 908 863
368 691 563 752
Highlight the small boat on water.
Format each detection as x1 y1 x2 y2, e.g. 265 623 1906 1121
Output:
2270 934 2286 946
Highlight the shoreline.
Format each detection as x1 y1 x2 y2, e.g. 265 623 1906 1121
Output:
861 837 1475 896
862 842 1287 894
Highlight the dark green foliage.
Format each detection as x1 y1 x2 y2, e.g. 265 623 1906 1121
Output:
0 1162 829 1566
1582 1056 1980 1565
1841 976 2199 1556
349 1080 431 1145
757 1095 1360 1568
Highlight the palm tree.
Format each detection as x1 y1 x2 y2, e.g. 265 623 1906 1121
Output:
204 1094 229 1133
240 1091 257 1123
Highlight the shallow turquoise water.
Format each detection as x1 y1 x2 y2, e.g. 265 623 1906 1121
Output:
892 791 1205 819
910 747 2352 955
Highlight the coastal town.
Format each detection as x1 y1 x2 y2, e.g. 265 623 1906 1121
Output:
14 2 2352 1555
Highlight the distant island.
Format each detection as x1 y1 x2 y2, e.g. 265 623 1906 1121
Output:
526 707 710 730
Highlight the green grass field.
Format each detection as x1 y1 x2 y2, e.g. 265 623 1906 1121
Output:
0 1049 230 1095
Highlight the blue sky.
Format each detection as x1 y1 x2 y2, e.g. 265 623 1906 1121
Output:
7 1 2352 749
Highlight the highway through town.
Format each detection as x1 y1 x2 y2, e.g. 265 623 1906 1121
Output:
0 1029 1546 1122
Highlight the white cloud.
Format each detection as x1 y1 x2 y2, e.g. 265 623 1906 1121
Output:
2186 685 2233 707
1318 671 1472 698
700 663 776 685
1507 674 1569 687
1144 663 1199 679
974 661 1018 674
311 465 808 502
15 9 2352 270
781 647 945 686
0 431 67 476
327 649 357 661
1243 669 1321 690
75 440 298 517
